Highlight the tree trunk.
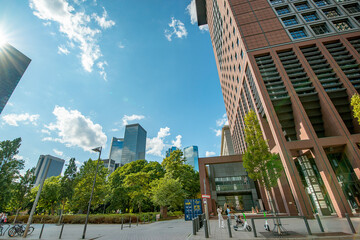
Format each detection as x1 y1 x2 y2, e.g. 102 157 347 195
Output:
267 190 282 235
13 208 20 224
57 201 65 225
160 206 168 219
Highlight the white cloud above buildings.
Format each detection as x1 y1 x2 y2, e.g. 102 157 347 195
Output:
164 17 188 41
53 148 64 156
213 113 228 137
122 114 145 126
58 45 70 55
205 151 215 157
42 106 107 152
29 0 115 80
186 0 209 32
146 127 171 157
171 135 182 149
2 113 40 126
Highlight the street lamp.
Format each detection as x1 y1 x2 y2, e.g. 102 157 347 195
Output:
82 146 102 239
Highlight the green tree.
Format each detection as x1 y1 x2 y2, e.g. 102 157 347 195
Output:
37 176 61 215
162 150 200 199
0 138 25 211
150 176 185 218
123 171 151 213
9 168 36 222
70 159 108 213
58 158 77 222
243 110 283 233
351 94 360 124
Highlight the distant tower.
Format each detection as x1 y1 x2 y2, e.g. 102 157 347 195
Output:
0 43 31 114
166 146 179 157
108 137 124 172
34 155 65 186
121 123 147 166
183 146 199 171
220 125 235 156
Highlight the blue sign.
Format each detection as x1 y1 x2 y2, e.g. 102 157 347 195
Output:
184 199 203 221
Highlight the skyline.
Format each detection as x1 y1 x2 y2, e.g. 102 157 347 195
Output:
0 0 228 172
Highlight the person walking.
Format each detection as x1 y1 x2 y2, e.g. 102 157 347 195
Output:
217 207 224 228
226 205 231 225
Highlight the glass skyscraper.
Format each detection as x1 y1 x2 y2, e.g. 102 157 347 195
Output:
0 43 31 114
183 146 199 171
166 146 179 157
34 155 65 186
121 123 147 166
108 137 124 172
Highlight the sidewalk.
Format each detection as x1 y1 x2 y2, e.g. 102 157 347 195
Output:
189 216 360 239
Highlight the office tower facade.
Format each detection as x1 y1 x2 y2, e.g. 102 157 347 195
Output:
0 43 31 114
196 0 360 217
108 137 124 172
34 155 65 186
221 125 235 155
166 146 179 157
184 146 199 171
121 123 147 166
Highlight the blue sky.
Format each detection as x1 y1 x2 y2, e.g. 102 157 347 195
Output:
0 0 228 171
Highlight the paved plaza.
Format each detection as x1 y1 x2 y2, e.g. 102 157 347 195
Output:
0 216 360 239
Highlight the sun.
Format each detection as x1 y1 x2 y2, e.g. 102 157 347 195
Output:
0 27 9 46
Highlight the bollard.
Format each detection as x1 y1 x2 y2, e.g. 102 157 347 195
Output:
204 219 209 238
227 217 232 238
315 214 324 232
251 218 257 238
121 216 124 230
199 214 202 228
192 219 196 235
39 223 45 239
303 217 312 235
137 215 139 226
59 223 64 239
345 213 356 234
129 215 131 228
197 217 200 232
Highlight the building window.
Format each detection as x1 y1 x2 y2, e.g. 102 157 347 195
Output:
303 12 320 22
270 0 284 5
333 19 353 31
289 28 308 39
237 38 239 46
276 6 291 15
313 0 330 7
239 64 241 72
295 2 310 11
343 4 360 14
322 8 341 17
282 16 299 26
240 50 244 59
311 23 330 34
235 52 237 60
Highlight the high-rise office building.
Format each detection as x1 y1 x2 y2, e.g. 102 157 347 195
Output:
0 43 31 114
108 137 124 172
34 155 65 186
121 123 147 166
196 0 360 217
221 125 235 156
184 146 199 171
166 146 179 157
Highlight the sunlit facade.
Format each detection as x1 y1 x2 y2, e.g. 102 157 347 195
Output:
108 137 124 172
121 123 147 166
34 155 65 186
184 145 199 171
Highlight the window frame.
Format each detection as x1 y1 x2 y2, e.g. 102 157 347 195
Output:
295 2 311 11
276 6 291 15
332 19 354 31
311 23 331 35
282 16 299 26
322 7 341 18
289 28 308 39
302 12 320 22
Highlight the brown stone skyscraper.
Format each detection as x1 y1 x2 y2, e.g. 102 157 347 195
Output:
196 0 360 217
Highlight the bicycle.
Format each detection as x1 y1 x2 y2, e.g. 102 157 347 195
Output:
0 224 10 236
8 224 34 237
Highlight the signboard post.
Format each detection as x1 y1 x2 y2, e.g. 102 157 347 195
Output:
184 199 203 221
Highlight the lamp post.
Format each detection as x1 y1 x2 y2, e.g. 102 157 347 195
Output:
82 146 102 239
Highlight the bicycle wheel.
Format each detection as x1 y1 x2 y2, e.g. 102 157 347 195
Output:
8 227 15 237
246 225 252 232
28 226 35 235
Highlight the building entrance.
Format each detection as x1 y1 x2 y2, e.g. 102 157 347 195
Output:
217 193 255 211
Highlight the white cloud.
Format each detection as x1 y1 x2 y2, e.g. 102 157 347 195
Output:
110 128 119 132
118 42 125 49
164 17 188 41
58 45 70 55
214 129 221 137
29 0 114 79
122 114 145 126
205 151 216 157
2 113 40 126
216 113 228 127
43 106 107 152
53 148 64 156
14 154 24 160
186 0 209 32
41 129 51 135
43 21 51 26
146 127 170 157
97 61 107 81
171 135 182 149
92 7 115 29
